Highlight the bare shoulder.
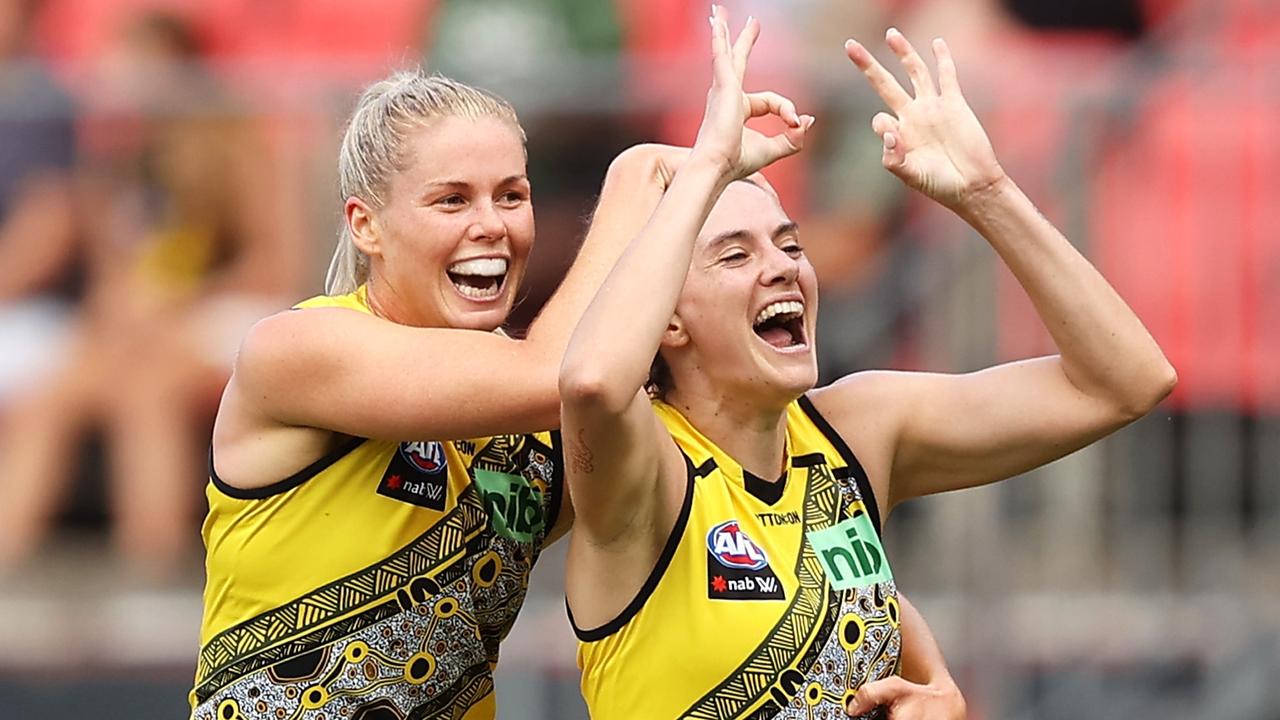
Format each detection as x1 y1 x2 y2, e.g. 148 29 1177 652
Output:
807 370 933 506
809 369 930 429
232 305 423 414
235 306 369 380
213 307 365 491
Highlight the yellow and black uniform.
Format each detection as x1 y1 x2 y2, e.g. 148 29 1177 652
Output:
191 287 563 720
571 397 900 720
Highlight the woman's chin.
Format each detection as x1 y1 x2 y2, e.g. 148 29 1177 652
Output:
443 301 512 332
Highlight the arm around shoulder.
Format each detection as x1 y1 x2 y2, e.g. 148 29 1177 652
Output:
234 306 563 441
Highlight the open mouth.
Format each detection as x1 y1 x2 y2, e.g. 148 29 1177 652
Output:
447 257 508 302
752 300 807 350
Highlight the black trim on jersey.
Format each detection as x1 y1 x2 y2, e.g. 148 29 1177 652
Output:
791 452 826 467
742 468 785 506
692 456 717 480
567 452 697 642
544 430 565 537
208 435 366 500
797 394 882 535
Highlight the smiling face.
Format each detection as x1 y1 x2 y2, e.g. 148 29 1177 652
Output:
353 114 533 330
661 181 819 405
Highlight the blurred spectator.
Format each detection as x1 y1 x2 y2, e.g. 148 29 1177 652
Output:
0 11 302 578
0 0 79 410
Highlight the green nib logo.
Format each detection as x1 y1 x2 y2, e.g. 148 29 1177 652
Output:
473 469 544 543
807 512 893 590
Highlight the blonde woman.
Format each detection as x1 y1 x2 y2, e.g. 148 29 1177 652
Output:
189 72 671 719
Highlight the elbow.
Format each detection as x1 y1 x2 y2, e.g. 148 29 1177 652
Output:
607 144 660 176
1115 359 1178 421
558 363 633 417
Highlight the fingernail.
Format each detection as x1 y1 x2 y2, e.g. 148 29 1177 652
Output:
747 15 754 25
887 27 899 37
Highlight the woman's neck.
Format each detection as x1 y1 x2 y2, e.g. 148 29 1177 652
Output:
665 385 790 480
364 276 430 327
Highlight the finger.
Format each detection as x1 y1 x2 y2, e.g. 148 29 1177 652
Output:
885 27 937 97
709 5 735 87
844 39 911 113
882 131 906 173
782 114 815 152
870 112 905 171
847 676 915 716
746 91 801 127
745 118 811 168
870 111 899 138
932 37 962 97
731 15 761 81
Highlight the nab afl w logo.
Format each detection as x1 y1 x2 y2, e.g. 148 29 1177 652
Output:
706 519 784 600
708 520 769 570
401 441 446 475
377 441 449 511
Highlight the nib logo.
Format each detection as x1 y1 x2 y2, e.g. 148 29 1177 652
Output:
807 508 894 590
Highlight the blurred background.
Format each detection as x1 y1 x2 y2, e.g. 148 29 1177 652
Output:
0 0 1275 717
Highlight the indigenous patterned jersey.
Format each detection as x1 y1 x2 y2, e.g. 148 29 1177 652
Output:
191 288 563 720
572 396 899 720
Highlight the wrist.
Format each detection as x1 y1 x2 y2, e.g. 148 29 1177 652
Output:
951 172 1020 225
685 148 735 179
929 675 966 718
678 152 735 191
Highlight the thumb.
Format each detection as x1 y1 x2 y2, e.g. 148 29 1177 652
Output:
782 114 815 153
746 115 813 173
847 676 913 717
881 131 907 174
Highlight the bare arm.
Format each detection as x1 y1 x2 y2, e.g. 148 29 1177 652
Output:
225 143 678 449
560 8 809 623
815 31 1175 509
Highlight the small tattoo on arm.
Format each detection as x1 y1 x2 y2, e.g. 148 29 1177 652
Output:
570 428 595 474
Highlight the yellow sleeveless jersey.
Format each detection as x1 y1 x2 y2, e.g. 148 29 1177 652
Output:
192 287 563 720
572 396 900 720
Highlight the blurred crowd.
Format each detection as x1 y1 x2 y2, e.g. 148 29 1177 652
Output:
5 0 1272 563
0 0 1276 714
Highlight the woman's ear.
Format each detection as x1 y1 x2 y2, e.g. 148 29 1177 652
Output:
661 315 689 349
346 196 381 258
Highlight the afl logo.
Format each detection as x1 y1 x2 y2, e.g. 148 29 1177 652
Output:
400 441 446 475
707 520 769 571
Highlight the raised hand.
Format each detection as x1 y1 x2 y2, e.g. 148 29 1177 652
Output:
692 5 813 181
845 29 1005 210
